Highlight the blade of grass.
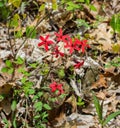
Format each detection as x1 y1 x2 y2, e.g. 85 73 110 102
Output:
103 110 120 126
92 91 102 121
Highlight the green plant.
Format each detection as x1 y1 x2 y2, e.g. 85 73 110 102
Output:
0 0 10 21
33 91 51 128
61 0 96 12
77 97 85 106
1 59 14 74
105 57 120 68
11 100 17 128
110 13 120 34
0 0 90 124
92 92 120 128
75 19 90 30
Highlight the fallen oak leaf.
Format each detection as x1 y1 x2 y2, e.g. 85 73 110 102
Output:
0 98 11 115
0 82 15 115
96 91 106 100
48 94 77 127
91 74 108 90
0 82 15 95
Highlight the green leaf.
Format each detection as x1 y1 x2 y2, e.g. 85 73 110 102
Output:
14 56 24 64
89 4 97 11
2 118 9 127
8 68 14 74
43 104 51 110
33 95 38 102
66 2 80 11
103 111 120 126
77 97 85 106
15 30 23 38
11 100 17 111
26 26 36 38
0 6 10 20
1 67 8 73
21 77 27 84
25 81 33 87
57 68 65 79
5 60 13 67
92 92 102 121
0 95 4 101
34 102 43 112
59 93 66 98
29 62 38 68
75 19 90 29
9 14 20 28
13 116 17 128
39 4 45 11
112 44 120 53
41 111 48 120
37 92 43 98
110 13 120 33
8 0 21 8
85 0 90 4
0 2 4 7
77 0 85 2
34 115 41 119
28 89 35 95
52 0 58 10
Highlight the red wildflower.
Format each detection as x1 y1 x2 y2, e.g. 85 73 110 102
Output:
56 83 64 95
65 38 80 54
52 46 64 58
55 28 70 44
78 40 90 53
38 34 54 51
74 60 84 69
49 82 57 92
49 82 64 95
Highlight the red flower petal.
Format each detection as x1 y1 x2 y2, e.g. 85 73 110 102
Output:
74 60 84 69
39 36 45 41
38 42 44 46
38 35 54 51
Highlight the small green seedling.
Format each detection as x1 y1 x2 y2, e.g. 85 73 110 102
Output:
77 97 85 106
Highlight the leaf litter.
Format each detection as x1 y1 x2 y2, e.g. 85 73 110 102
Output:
0 0 120 128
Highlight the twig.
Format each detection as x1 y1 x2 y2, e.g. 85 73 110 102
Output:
15 12 49 59
7 20 16 81
8 20 15 58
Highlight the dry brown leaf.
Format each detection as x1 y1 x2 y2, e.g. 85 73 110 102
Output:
106 94 118 114
0 82 15 95
96 91 106 100
48 106 66 127
48 94 77 127
85 0 101 18
90 23 113 51
63 122 77 128
65 94 77 114
104 66 116 76
0 98 11 115
91 74 107 89
111 73 120 86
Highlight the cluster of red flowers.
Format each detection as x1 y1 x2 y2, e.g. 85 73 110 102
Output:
38 29 90 95
38 28 89 58
49 82 64 95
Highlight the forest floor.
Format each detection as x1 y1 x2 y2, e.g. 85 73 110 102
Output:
0 0 120 128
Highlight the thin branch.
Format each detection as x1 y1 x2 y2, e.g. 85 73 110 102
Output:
15 12 49 59
8 20 15 58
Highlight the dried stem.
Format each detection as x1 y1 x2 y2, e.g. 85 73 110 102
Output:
15 12 49 59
